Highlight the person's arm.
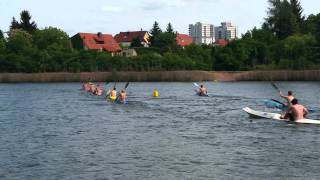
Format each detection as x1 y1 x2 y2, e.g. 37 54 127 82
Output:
279 91 286 98
303 108 309 117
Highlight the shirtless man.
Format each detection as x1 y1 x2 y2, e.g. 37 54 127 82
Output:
279 90 294 107
199 85 208 96
281 99 308 121
119 89 127 103
94 84 104 96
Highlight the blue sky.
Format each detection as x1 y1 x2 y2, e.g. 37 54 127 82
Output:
1 0 319 36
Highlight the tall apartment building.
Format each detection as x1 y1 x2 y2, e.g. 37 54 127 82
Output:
215 22 237 41
189 22 215 45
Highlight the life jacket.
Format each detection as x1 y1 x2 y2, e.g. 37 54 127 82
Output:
110 90 117 101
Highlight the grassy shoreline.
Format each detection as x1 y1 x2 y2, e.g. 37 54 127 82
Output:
0 70 320 83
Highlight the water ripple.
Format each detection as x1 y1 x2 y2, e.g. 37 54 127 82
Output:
0 82 320 179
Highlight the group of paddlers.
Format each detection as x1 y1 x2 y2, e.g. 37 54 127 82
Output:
82 82 128 103
82 81 306 121
82 82 104 96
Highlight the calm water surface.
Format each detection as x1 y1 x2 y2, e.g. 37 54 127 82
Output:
0 82 320 179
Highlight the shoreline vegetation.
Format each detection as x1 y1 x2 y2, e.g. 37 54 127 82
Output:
1 70 320 83
0 1 320 75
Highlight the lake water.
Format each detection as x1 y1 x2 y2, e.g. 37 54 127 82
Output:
0 82 320 179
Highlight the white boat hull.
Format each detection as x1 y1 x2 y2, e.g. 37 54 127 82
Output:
243 107 320 125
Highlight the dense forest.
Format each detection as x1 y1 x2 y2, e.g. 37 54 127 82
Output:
0 0 319 73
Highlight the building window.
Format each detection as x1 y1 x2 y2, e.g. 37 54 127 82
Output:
95 40 104 44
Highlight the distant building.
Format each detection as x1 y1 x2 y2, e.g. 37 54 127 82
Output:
70 32 121 55
214 39 229 46
176 33 193 47
119 48 138 57
114 31 151 47
189 22 215 45
215 22 237 41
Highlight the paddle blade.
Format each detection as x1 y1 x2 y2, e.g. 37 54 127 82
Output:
271 82 280 92
106 89 111 96
124 82 129 89
193 83 200 88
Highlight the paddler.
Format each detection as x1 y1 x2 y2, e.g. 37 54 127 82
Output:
281 99 308 121
199 84 208 96
89 83 96 93
119 89 127 103
279 90 294 107
94 84 104 96
110 87 117 101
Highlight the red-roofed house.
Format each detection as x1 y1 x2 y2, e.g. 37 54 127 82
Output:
114 31 151 47
71 32 121 55
215 39 229 46
176 33 193 47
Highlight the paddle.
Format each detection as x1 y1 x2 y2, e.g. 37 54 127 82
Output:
270 99 286 107
123 82 130 90
193 82 200 95
105 82 110 96
193 82 200 88
271 81 281 93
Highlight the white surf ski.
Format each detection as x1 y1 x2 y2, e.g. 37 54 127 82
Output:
243 107 320 125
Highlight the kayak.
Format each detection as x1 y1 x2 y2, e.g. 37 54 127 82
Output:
195 90 209 97
263 99 285 109
196 92 209 97
263 99 316 112
107 96 126 104
243 107 320 125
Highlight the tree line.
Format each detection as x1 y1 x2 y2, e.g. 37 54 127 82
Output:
0 0 319 73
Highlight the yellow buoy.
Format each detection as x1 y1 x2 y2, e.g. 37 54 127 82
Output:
153 90 159 97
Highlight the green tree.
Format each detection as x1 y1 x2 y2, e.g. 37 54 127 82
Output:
10 10 37 33
243 27 277 45
185 44 212 70
130 37 143 48
0 30 4 39
33 27 71 51
0 38 5 54
0 30 5 54
213 48 241 71
10 17 20 30
265 0 299 39
282 34 316 69
304 13 320 43
153 32 178 53
290 0 304 27
7 29 33 54
166 23 174 33
150 21 162 46
19 10 38 33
